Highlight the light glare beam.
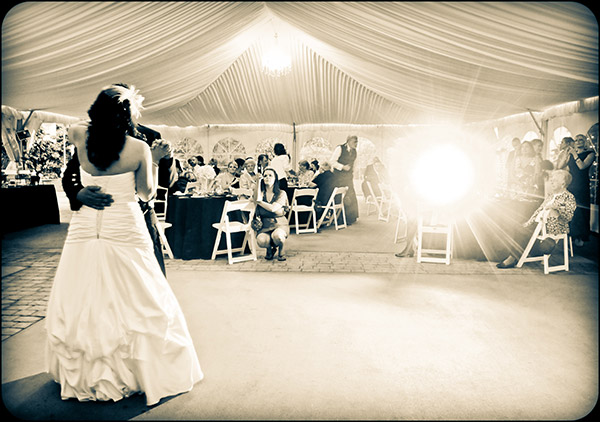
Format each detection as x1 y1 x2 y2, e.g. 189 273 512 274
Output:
410 145 474 206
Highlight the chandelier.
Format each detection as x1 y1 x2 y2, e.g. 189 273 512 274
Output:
261 33 291 77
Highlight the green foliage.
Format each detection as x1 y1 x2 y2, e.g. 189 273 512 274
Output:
22 125 68 178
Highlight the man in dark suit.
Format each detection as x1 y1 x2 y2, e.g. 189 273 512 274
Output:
331 135 359 224
62 124 177 275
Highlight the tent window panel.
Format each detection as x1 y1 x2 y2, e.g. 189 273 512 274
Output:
300 137 332 167
256 138 280 159
173 137 204 163
212 138 246 168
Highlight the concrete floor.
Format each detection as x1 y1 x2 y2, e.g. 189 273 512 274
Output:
2 189 599 420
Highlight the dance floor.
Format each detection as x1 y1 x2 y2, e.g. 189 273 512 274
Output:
2 189 598 420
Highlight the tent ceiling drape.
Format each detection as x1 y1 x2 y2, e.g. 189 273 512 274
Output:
2 2 597 126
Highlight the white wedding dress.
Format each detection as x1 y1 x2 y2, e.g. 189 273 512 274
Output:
46 169 203 406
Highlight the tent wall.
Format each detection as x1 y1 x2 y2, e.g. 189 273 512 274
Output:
147 123 452 173
467 97 598 158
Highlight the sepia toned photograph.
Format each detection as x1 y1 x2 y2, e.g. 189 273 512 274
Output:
2 2 598 420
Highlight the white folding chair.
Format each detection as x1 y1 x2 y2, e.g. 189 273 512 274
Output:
211 200 257 264
316 186 348 230
287 188 319 234
394 196 408 244
416 210 453 265
364 180 383 216
516 209 571 274
378 183 395 222
154 186 173 259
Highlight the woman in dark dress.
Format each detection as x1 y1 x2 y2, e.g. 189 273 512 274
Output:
560 134 596 246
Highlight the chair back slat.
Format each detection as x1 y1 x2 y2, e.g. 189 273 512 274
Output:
154 186 169 220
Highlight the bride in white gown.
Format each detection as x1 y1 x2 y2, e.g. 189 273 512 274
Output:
45 84 203 406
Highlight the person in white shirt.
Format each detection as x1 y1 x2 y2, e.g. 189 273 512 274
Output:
270 143 293 190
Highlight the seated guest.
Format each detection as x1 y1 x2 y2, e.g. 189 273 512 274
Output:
193 155 216 179
496 170 576 268
193 155 216 191
170 158 194 194
210 160 238 192
252 168 289 261
234 158 259 198
257 153 270 175
234 158 246 178
296 159 315 187
308 161 336 219
208 157 220 175
361 156 385 197
310 159 319 173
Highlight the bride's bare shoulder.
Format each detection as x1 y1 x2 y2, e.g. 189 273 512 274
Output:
125 135 150 151
67 121 89 144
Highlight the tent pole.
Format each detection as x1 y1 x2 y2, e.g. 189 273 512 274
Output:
527 109 545 139
292 122 297 171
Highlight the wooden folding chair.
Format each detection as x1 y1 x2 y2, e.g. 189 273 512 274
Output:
316 186 348 230
416 210 453 265
287 187 319 234
153 186 173 259
516 209 571 274
364 180 383 216
211 200 257 264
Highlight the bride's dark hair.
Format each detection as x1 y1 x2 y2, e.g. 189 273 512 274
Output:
86 83 137 170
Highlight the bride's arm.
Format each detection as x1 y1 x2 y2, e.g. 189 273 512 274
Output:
135 140 158 202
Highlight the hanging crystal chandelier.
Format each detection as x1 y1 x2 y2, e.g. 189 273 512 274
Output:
261 33 291 78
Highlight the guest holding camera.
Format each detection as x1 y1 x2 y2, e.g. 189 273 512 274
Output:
556 134 595 247
252 168 289 261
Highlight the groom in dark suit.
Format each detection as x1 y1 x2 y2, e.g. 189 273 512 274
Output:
62 124 177 275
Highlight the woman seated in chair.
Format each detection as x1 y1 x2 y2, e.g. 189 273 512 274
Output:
308 161 336 221
233 158 259 198
252 168 290 261
361 156 386 198
296 159 315 187
210 160 239 193
496 169 576 268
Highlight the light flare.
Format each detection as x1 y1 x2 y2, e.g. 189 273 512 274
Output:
410 145 474 206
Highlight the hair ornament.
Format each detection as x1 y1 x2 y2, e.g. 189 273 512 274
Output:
111 84 145 119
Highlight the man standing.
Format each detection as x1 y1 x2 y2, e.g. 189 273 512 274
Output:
331 135 359 225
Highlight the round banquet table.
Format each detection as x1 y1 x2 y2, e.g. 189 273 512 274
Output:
1 184 60 234
164 194 246 260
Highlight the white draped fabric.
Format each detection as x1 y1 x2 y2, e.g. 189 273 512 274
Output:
2 2 597 126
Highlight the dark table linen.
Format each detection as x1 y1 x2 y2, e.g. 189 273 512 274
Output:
164 195 245 260
2 185 60 234
452 198 543 261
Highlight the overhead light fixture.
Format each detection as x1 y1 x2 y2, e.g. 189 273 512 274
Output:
261 33 291 78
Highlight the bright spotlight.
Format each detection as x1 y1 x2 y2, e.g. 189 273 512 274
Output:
410 145 474 206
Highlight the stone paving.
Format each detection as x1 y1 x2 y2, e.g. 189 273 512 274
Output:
2 245 598 342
